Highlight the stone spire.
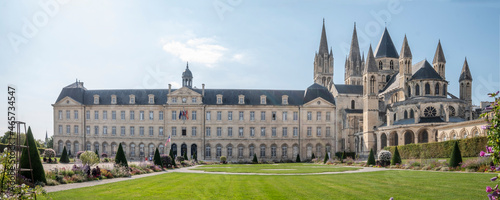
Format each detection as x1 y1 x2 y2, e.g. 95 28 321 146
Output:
375 27 399 58
459 57 473 81
348 22 361 63
400 35 412 59
365 45 378 73
318 18 329 55
433 40 446 64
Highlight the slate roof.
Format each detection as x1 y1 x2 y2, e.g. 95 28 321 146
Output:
318 19 329 55
348 23 361 63
334 84 363 95
365 45 378 73
55 82 335 106
344 109 363 114
459 58 473 81
374 28 399 58
182 63 192 78
410 60 444 81
433 40 446 63
400 35 412 58
418 117 444 123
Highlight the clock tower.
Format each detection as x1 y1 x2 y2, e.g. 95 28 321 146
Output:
182 62 193 88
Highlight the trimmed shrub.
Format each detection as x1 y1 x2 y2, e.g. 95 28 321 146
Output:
101 153 108 158
449 141 463 167
153 148 162 166
391 147 402 165
176 156 185 162
367 149 375 165
76 151 84 159
114 143 128 167
377 150 392 166
43 148 56 158
252 154 258 163
169 149 177 167
95 149 99 159
193 152 197 161
324 149 329 164
20 127 46 184
59 146 70 163
183 151 188 161
80 151 99 166
220 156 227 164
295 154 301 163
160 154 172 168
384 136 487 159
335 151 356 160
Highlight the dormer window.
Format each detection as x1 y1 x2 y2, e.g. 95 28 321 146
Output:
238 95 245 104
282 95 288 105
111 95 117 104
216 94 223 104
148 94 154 104
192 97 197 103
93 95 99 104
260 95 267 105
171 97 177 103
129 95 135 104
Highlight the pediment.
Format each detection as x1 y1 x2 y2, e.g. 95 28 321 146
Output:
54 96 82 106
168 87 201 97
303 97 335 107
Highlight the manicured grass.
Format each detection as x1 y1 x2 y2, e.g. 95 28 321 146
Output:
402 156 487 164
44 170 492 199
191 163 361 174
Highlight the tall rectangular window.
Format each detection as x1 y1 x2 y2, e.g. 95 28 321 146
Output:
86 126 90 135
261 127 266 136
66 110 70 119
250 127 255 137
86 111 90 120
326 127 331 137
130 111 135 120
239 127 244 137
317 127 321 136
149 111 154 120
228 127 233 137
293 127 298 137
307 127 312 136
149 126 154 136
121 126 125 136
112 111 116 120
192 127 197 136
103 126 108 135
159 127 164 136
272 111 276 120
94 126 99 135
121 111 125 120
250 111 255 121
272 127 276 136
159 111 164 120
217 111 222 121
239 111 244 121
94 111 99 120
103 111 107 120
282 127 288 137
326 112 331 121
172 127 177 136
58 110 62 120
130 127 135 136
205 127 211 136
316 112 321 121
307 112 312 121
228 111 233 121
192 97 196 103
66 125 70 134
293 111 298 121
261 111 266 121
206 111 211 121
112 126 116 135
140 111 145 120
74 125 79 134
217 127 222 136
283 111 287 121
192 111 197 120
74 110 78 119
172 111 177 121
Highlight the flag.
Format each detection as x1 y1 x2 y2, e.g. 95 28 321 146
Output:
178 110 182 119
165 135 171 146
186 110 189 120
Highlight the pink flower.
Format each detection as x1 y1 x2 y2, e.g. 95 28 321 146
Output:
489 147 495 153
492 177 498 181
483 125 490 130
487 186 493 193
481 151 487 157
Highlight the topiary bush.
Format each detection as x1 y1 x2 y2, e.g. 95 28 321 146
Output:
176 156 185 162
59 146 70 163
367 149 375 166
449 141 463 168
114 143 128 167
160 154 172 168
80 151 99 166
324 149 329 164
193 152 197 161
391 146 402 165
295 154 301 163
95 149 99 159
220 156 227 164
153 148 162 166
43 148 56 158
252 154 258 164
20 127 46 184
378 150 392 166
183 151 188 161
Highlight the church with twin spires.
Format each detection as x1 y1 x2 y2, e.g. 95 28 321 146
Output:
52 20 482 161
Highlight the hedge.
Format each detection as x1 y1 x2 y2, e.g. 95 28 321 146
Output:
384 136 487 159
335 152 356 159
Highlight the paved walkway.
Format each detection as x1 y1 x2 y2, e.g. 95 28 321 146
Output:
44 165 388 193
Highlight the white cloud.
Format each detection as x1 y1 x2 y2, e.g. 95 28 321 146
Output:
169 81 182 88
162 37 228 67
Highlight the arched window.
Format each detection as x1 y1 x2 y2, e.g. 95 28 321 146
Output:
466 83 471 98
351 100 355 109
390 60 394 70
393 113 397 121
410 110 414 118
370 76 376 94
425 83 430 95
435 83 440 95
460 83 464 99
415 84 420 96
404 110 408 119
407 86 411 96
443 84 447 96
379 61 383 70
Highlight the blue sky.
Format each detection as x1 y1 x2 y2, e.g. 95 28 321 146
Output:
0 0 499 140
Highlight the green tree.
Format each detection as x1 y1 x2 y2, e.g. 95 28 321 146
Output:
296 154 301 163
193 152 197 161
114 143 128 167
449 141 463 168
0 132 25 146
367 149 376 166
323 150 329 164
95 149 99 159
391 147 402 165
153 148 162 166
183 151 188 161
169 149 177 167
80 151 99 166
252 154 258 164
46 135 53 148
59 146 70 163
19 127 46 184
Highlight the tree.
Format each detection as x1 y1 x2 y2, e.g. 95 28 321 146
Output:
391 146 402 165
19 127 46 184
323 149 329 164
252 154 258 164
449 141 463 168
296 154 301 162
367 149 376 166
183 151 188 161
59 146 70 163
193 152 197 161
114 143 128 167
153 148 162 166
169 149 176 167
46 135 53 148
95 149 99 159
0 132 25 146
311 153 316 159
80 151 99 166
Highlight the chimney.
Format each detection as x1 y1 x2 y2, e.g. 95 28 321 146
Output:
168 84 171 94
202 84 205 96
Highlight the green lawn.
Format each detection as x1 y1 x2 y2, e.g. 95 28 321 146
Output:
191 163 361 174
44 169 493 199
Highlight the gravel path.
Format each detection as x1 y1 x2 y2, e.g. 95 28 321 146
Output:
44 165 388 193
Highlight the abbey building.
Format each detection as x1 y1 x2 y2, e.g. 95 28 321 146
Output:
53 20 483 161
